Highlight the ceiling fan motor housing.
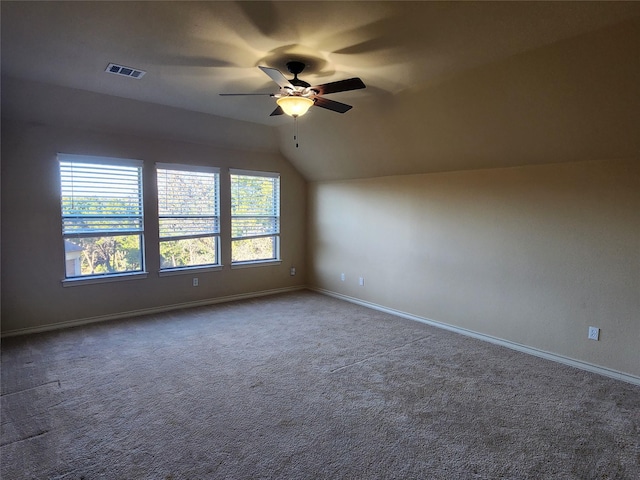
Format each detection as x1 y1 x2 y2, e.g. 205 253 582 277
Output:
286 61 306 75
286 61 311 87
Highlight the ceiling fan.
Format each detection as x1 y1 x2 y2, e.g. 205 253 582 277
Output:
220 61 366 118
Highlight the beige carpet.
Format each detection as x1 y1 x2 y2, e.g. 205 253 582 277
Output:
2 290 639 479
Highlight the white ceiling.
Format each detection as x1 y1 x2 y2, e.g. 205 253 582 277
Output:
2 1 640 180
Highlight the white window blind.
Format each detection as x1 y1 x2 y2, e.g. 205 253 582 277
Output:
60 158 143 236
157 165 220 240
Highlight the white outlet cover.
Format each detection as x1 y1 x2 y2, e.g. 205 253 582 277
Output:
588 326 599 340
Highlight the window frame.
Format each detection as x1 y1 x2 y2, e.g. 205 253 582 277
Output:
156 163 221 274
230 168 281 267
58 153 147 285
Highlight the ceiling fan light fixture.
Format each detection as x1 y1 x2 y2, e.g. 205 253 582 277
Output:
276 96 314 117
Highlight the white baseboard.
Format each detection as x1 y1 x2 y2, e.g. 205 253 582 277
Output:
311 287 640 387
1 286 306 338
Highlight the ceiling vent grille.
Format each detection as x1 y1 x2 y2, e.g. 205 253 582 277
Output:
105 63 146 79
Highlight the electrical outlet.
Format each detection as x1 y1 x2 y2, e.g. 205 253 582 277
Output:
340 273 345 282
192 277 199 287
290 267 296 276
359 277 365 286
588 326 599 341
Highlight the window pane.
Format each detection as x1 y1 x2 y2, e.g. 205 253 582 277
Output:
157 165 220 270
64 235 142 277
60 162 143 235
160 237 217 269
59 155 144 280
230 171 280 264
232 237 277 263
231 174 279 216
157 170 217 216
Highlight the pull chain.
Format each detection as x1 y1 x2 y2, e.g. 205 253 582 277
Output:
294 116 299 148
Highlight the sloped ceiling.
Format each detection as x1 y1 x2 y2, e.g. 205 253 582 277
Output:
2 1 639 181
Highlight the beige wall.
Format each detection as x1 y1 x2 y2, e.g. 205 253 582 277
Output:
309 159 640 378
1 120 307 333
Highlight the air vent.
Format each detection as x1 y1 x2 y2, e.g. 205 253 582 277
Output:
105 63 146 79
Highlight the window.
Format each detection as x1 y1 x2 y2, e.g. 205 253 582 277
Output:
157 164 220 270
59 154 144 279
230 169 280 264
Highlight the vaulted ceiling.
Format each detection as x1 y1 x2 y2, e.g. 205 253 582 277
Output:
2 1 639 181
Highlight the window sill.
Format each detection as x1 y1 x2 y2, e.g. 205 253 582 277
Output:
62 271 148 287
231 260 282 269
159 265 223 277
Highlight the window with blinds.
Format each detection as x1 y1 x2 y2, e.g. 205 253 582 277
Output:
157 164 220 270
59 154 144 278
230 169 280 264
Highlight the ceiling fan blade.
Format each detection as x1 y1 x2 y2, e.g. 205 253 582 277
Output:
311 77 366 95
219 93 275 96
313 96 353 114
269 105 284 116
259 66 294 89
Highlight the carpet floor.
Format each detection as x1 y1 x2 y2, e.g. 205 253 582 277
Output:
2 290 639 479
